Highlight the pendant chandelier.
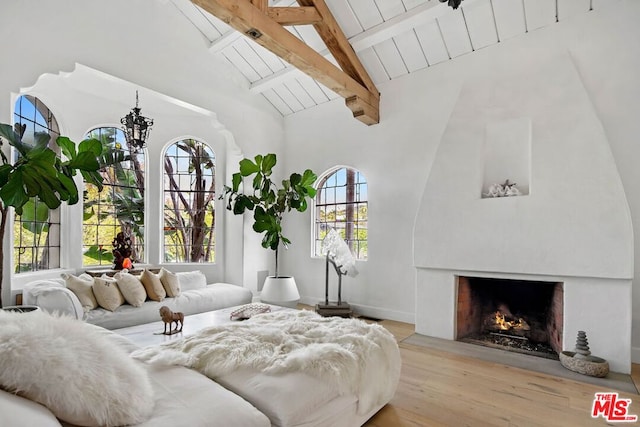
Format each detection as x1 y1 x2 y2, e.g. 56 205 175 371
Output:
440 0 463 9
120 90 153 151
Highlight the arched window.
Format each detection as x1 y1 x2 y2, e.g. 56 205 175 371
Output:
163 139 216 263
12 95 61 273
314 167 368 260
82 127 145 266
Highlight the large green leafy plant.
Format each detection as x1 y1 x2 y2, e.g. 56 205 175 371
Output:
221 153 317 277
0 123 104 306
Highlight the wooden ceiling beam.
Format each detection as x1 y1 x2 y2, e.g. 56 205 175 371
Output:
267 7 322 26
250 0 267 13
296 0 378 98
191 0 379 125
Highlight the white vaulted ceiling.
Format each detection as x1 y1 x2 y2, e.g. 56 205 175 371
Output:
171 0 595 117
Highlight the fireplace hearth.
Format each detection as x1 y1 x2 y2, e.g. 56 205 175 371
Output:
456 277 563 359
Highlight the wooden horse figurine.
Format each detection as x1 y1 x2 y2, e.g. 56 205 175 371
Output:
159 306 184 335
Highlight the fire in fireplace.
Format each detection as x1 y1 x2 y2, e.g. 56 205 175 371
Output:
456 277 563 359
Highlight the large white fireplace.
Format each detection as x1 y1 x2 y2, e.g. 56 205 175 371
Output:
413 55 633 374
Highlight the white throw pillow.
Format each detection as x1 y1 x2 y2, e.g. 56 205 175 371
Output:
0 310 154 426
114 270 147 307
159 268 181 297
93 275 125 311
140 269 166 302
61 273 97 312
177 270 207 291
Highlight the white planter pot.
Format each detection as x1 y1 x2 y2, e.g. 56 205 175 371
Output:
260 276 300 308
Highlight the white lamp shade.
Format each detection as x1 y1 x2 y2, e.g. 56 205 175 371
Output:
261 276 300 307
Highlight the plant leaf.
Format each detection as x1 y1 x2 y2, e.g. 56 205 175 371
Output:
57 136 77 160
261 153 276 176
239 158 259 176
0 171 29 213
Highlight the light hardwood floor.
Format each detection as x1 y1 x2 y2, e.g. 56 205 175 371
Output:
360 318 640 426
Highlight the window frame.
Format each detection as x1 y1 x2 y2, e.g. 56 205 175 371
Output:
162 138 217 264
312 166 368 261
12 95 62 274
82 126 146 267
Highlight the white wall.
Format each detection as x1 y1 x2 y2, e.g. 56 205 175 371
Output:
0 0 285 303
282 1 640 348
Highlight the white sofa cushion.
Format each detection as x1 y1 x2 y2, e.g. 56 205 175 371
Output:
0 389 62 427
177 270 207 291
23 279 84 320
61 273 97 311
159 267 181 297
137 364 270 427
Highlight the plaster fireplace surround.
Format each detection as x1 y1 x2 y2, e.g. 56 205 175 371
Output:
413 54 633 374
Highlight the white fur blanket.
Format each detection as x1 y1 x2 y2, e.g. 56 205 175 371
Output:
131 310 401 414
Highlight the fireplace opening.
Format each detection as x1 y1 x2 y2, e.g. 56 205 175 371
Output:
456 277 563 360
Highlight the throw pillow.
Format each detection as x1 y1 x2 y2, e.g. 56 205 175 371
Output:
177 270 207 291
159 267 181 297
114 270 147 307
140 269 166 302
93 275 125 311
61 273 98 312
0 310 154 426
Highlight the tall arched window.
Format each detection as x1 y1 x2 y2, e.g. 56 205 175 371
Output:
163 139 216 263
82 127 145 266
12 95 61 273
314 167 368 260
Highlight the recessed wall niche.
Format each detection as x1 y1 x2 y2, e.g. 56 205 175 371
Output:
481 117 531 198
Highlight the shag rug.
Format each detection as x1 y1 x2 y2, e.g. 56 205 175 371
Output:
132 310 401 414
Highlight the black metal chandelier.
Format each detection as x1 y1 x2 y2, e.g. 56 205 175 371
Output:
440 0 463 9
121 91 153 151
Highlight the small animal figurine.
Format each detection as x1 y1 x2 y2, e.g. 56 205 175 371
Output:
159 306 184 335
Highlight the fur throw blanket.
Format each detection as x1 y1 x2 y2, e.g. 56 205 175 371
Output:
132 310 401 414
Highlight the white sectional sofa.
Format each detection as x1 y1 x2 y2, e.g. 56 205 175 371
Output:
22 270 253 329
0 312 271 427
0 304 401 427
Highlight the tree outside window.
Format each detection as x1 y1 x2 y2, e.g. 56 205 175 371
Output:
163 139 216 263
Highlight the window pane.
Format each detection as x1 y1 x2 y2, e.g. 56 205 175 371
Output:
82 127 145 266
13 95 61 273
163 139 216 263
314 167 368 260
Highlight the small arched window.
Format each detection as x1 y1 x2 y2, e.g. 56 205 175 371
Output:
13 95 61 273
82 127 145 266
313 167 368 260
163 139 216 263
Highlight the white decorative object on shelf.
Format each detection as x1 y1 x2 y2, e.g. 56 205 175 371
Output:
484 179 521 198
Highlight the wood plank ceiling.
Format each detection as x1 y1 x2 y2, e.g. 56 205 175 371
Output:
171 0 595 123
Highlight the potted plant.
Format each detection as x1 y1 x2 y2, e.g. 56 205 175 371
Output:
221 153 317 306
0 123 104 307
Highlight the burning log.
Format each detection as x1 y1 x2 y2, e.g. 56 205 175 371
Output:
484 310 531 333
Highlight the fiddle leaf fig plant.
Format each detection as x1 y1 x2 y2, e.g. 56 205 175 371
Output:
221 153 317 277
0 123 104 306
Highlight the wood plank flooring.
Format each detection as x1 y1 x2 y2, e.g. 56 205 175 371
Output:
360 318 640 426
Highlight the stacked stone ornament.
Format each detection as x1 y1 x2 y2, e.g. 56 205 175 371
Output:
559 330 609 377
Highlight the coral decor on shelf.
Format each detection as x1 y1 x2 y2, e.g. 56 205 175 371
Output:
484 179 521 198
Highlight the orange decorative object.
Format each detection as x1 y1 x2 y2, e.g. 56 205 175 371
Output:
122 257 132 269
